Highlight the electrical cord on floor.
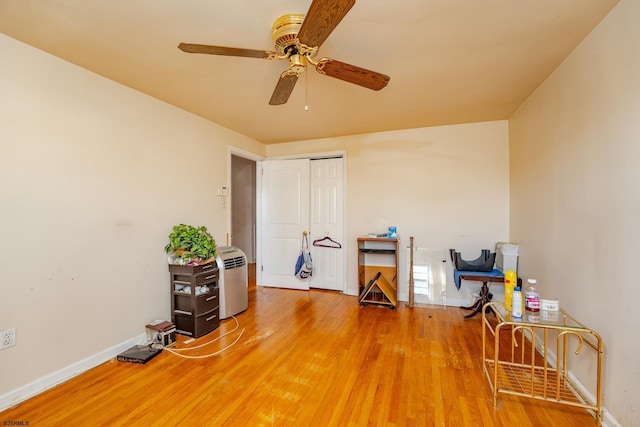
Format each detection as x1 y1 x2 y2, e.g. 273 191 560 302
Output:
163 315 245 359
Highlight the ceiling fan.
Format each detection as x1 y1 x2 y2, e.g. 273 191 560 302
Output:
178 0 390 105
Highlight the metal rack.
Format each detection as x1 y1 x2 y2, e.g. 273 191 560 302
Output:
482 302 603 425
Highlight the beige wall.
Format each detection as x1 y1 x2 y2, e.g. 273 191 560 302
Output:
266 121 510 304
5 0 635 420
509 0 639 424
0 34 264 402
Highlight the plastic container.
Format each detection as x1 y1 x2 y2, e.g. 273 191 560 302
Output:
504 270 517 311
540 298 559 311
524 279 540 312
512 286 523 318
495 242 520 273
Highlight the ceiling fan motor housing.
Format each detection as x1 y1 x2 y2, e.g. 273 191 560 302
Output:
272 14 304 55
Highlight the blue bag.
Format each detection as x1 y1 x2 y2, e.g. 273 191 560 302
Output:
294 233 313 280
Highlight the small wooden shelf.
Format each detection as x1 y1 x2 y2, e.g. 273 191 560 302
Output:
357 236 399 309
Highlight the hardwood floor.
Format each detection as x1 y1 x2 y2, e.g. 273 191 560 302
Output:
1 267 597 426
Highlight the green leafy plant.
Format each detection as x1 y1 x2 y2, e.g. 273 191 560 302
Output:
164 224 217 264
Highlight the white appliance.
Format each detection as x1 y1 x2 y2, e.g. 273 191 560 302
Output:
215 246 248 319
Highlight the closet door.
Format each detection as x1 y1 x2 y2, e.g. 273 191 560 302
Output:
260 159 310 290
309 158 345 291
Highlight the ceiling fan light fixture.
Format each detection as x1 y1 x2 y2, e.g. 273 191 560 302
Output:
289 54 307 75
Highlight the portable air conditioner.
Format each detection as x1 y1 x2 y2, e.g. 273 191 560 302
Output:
215 246 249 319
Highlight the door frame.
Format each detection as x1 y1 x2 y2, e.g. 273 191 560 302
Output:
256 150 347 291
227 146 264 251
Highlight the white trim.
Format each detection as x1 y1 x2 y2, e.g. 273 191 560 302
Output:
227 146 264 249
256 160 263 285
267 150 346 161
227 146 264 162
341 153 349 295
0 333 146 412
445 296 469 307
601 408 624 427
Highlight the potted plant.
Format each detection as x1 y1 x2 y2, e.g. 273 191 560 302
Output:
164 224 217 265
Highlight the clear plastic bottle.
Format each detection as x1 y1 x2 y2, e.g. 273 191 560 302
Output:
524 279 540 312
504 270 517 311
512 286 523 318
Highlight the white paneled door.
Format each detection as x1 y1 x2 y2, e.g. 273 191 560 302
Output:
260 159 310 290
260 157 345 292
309 158 345 291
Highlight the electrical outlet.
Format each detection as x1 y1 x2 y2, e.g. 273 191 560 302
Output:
0 328 16 350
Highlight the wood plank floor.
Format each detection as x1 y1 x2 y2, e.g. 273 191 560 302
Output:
1 267 597 426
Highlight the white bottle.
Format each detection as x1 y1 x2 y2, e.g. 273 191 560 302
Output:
512 286 523 318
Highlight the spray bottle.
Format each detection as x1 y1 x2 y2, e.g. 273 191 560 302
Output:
504 270 517 311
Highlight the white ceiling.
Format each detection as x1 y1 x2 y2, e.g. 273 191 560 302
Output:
0 0 619 144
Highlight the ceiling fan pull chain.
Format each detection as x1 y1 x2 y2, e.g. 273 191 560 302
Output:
305 71 309 111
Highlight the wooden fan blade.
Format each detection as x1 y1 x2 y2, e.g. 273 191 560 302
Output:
297 0 356 48
269 72 299 105
178 43 277 59
315 58 390 90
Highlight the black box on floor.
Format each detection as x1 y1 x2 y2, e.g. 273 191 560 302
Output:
117 345 161 364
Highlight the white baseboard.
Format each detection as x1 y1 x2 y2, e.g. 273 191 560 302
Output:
443 296 467 308
601 408 624 427
0 333 146 412
566 369 623 427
